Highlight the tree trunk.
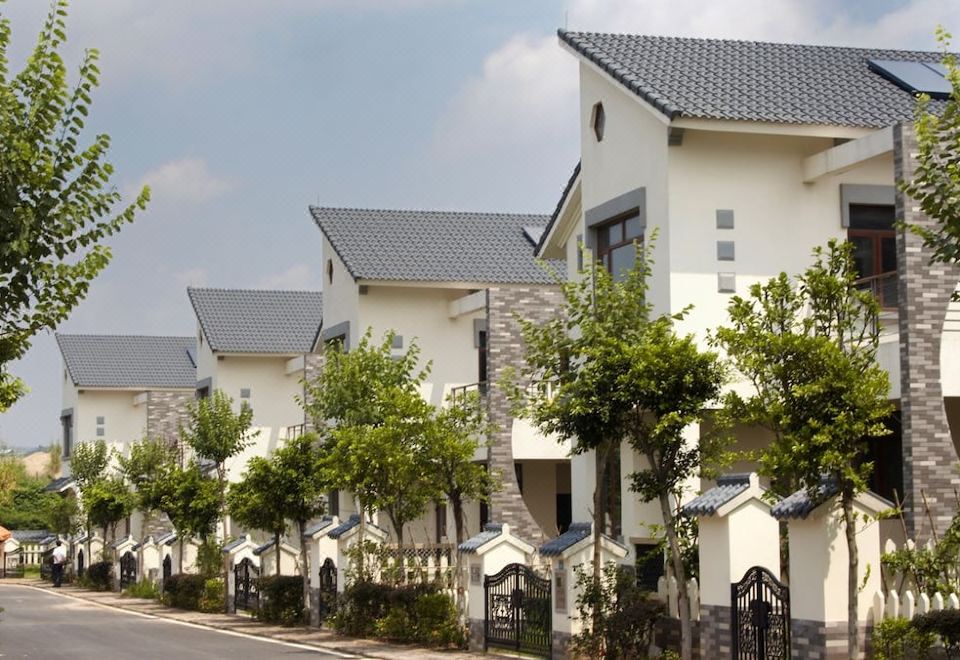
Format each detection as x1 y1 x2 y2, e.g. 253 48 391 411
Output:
388 510 404 584
451 494 467 619
219 465 230 612
275 530 282 576
179 537 184 573
298 520 310 625
357 496 368 582
591 441 612 636
842 494 859 660
654 468 691 660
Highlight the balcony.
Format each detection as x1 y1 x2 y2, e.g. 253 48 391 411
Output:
855 271 898 311
449 381 487 407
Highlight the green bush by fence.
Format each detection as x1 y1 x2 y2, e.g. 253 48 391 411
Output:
256 576 304 626
79 561 113 591
162 573 223 613
332 580 464 648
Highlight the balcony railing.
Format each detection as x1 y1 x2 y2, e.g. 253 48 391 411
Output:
854 271 899 311
449 382 487 407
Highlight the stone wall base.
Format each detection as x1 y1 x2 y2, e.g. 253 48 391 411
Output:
655 616 701 659
699 603 731 658
792 619 871 659
551 630 571 660
468 617 483 652
309 586 320 627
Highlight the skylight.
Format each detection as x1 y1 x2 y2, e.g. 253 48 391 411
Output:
868 59 952 99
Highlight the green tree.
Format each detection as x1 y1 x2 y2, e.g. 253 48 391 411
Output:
0 475 58 529
228 456 288 575
85 476 134 550
271 434 329 623
0 454 25 507
156 461 220 573
306 331 436 556
118 437 176 522
70 439 109 561
509 236 726 660
0 0 149 411
715 240 892 660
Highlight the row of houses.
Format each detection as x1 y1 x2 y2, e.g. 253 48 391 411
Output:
41 28 960 656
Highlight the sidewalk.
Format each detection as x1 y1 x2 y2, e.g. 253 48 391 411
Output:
3 579 487 659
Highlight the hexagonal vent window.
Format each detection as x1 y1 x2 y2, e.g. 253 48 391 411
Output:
592 102 605 142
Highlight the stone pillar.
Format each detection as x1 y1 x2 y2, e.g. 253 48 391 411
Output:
895 122 960 538
302 352 324 433
773 489 886 659
222 536 259 614
146 390 193 449
304 516 337 626
686 473 778 659
485 285 563 546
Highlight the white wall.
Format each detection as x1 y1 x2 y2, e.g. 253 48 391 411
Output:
195 325 217 388
321 235 361 349
579 63 671 314
74 390 148 462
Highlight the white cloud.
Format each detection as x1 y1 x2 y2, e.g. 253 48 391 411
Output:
432 0 960 172
134 158 234 205
257 264 318 290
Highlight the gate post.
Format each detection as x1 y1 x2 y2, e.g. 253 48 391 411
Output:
684 473 778 658
458 523 535 652
771 482 888 659
110 536 138 592
303 516 337 626
222 536 259 614
538 522 629 659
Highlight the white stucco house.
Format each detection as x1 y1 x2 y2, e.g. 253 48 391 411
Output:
536 32 960 559
186 287 323 485
310 206 571 545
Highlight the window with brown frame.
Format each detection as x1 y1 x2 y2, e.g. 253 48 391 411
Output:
596 212 642 281
847 204 897 308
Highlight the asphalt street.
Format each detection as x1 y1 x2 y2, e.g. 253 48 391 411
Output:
0 585 350 659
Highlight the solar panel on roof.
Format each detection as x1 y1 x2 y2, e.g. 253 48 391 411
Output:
868 59 952 99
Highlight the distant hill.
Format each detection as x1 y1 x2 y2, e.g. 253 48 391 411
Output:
22 451 52 478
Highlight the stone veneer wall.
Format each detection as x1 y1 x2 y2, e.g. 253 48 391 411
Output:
895 122 960 538
791 620 870 659
656 617 701 659
485 285 564 546
146 390 193 448
699 603 731 658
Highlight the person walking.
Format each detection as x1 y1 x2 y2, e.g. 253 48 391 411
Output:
51 540 66 588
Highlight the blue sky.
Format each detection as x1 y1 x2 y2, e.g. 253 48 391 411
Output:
1 0 957 448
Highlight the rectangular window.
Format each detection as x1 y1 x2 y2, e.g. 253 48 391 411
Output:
435 503 447 543
61 415 72 458
635 543 665 592
328 490 340 517
848 204 897 309
596 212 642 281
478 330 488 385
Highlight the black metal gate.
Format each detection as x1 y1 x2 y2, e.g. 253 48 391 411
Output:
318 557 337 621
234 557 259 612
162 554 172 582
484 563 551 657
120 551 137 590
732 566 790 659
77 549 85 578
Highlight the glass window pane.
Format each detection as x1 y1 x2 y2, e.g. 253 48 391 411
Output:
881 236 897 273
850 204 895 231
609 243 636 281
596 226 609 252
848 235 875 279
624 215 642 240
608 221 624 245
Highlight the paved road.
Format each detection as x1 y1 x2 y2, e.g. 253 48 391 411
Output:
0 585 350 659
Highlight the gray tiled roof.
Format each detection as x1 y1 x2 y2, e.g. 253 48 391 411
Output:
44 476 75 493
156 532 178 546
682 474 752 517
327 514 361 539
188 288 323 354
559 31 949 128
56 334 196 389
539 522 593 557
459 523 503 554
10 529 52 542
303 516 336 539
222 535 248 553
310 207 562 285
536 161 581 256
770 478 839 520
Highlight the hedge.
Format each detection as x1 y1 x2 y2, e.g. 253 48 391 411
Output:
257 576 304 626
80 561 113 591
162 573 223 613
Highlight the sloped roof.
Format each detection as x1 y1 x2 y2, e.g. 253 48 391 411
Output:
682 474 752 517
10 529 52 542
327 514 361 539
459 523 503 554
559 31 949 128
303 516 336 538
310 206 562 285
56 334 196 389
44 476 76 493
536 161 581 256
539 522 593 557
771 478 839 520
188 288 323 354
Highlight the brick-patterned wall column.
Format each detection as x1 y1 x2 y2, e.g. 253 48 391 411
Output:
302 352 324 432
486 285 564 546
895 122 960 538
699 604 730 658
146 390 194 448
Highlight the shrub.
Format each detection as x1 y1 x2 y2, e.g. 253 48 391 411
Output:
257 576 304 626
914 609 960 658
123 578 160 600
872 617 935 660
334 580 464 648
163 573 207 610
200 578 224 613
569 562 664 659
196 539 222 580
80 561 113 591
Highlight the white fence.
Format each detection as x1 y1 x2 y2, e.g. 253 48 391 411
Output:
874 536 960 621
655 575 701 622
